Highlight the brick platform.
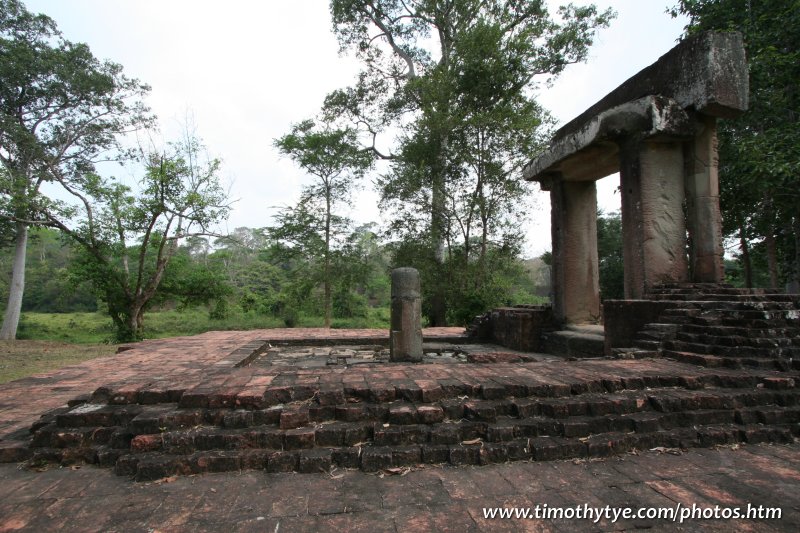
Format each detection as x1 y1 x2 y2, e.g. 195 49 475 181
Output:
2 327 799 483
1 327 800 530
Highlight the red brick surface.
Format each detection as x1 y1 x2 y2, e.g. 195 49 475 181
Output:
0 328 799 531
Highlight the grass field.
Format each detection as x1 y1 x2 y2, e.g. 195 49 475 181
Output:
0 340 117 384
14 307 392 344
0 307 392 383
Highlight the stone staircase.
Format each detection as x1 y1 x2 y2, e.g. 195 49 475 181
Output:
614 284 800 370
10 363 799 481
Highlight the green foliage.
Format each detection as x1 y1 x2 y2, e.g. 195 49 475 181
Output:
597 210 624 300
323 0 614 323
671 0 800 289
64 135 231 342
272 119 376 326
390 236 545 327
0 227 96 312
0 0 152 338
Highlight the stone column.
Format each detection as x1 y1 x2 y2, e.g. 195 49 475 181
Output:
684 115 725 282
390 267 423 362
548 177 600 324
619 138 689 299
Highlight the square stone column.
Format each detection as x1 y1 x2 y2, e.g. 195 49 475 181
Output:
548 177 600 324
684 115 725 282
620 139 690 298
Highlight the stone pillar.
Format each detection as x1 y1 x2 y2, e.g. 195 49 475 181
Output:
548 177 600 324
685 115 725 282
390 267 423 362
619 138 689 299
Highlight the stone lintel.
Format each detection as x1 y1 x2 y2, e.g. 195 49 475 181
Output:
524 96 693 182
557 31 747 138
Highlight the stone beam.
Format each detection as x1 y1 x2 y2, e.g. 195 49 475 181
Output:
556 31 746 140
524 96 693 182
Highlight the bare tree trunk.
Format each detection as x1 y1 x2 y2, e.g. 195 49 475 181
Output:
428 134 448 327
324 191 332 328
765 230 780 288
788 216 800 294
0 223 28 340
125 303 145 341
738 223 753 289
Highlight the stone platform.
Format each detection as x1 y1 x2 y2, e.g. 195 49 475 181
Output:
1 327 799 531
1 327 798 483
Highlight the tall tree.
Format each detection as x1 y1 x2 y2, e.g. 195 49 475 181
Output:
0 0 151 339
324 0 613 323
672 0 800 290
52 135 229 341
273 119 373 327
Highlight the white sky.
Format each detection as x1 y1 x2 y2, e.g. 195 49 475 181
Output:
25 0 688 257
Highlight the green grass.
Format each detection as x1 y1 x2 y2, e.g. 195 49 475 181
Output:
0 307 391 383
0 340 117 384
14 306 392 344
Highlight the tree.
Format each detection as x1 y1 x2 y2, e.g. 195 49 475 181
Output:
273 119 373 327
596 209 623 300
0 227 97 312
323 0 614 323
54 135 229 341
0 0 151 339
671 0 800 291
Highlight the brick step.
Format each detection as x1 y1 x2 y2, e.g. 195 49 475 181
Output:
662 351 793 371
637 323 680 341
648 294 800 304
662 340 800 359
633 339 661 351
647 284 788 295
611 347 658 359
688 316 798 329
675 331 800 348
679 324 800 338
28 387 800 453
21 421 798 481
36 403 800 457
695 308 800 320
656 302 800 314
45 384 800 435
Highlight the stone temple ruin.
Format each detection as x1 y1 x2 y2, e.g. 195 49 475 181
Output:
0 32 798 481
526 30 745 325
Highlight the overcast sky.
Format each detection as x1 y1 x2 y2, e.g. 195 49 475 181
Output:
24 0 688 256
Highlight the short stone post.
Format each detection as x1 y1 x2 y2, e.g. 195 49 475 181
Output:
390 267 423 362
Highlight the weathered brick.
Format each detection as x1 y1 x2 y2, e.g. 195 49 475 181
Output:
429 424 460 445
224 410 254 429
448 444 481 465
388 405 416 425
336 404 366 422
130 434 162 453
316 424 345 446
266 450 299 472
421 444 449 464
479 443 508 465
280 409 310 430
317 387 345 406
361 446 393 472
486 424 515 442
416 405 444 424
464 401 496 422
284 428 315 450
332 447 361 469
392 445 422 466
299 449 332 473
